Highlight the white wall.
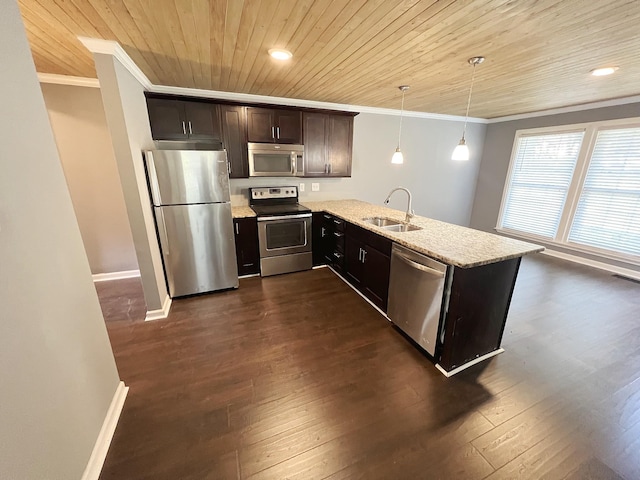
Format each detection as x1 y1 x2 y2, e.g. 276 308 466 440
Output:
41 83 138 275
0 1 121 478
93 54 168 312
232 112 486 226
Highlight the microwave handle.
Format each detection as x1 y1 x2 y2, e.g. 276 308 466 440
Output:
291 152 296 175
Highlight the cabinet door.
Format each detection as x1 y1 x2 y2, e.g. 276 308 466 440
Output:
247 108 275 143
303 113 328 176
275 110 302 144
221 105 248 178
147 98 188 140
345 235 365 288
327 115 353 177
184 101 222 141
362 245 391 311
312 212 327 266
234 218 260 276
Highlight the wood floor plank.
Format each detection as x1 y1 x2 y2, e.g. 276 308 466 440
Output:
96 256 640 480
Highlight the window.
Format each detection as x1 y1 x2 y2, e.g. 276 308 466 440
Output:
498 119 640 264
500 132 584 238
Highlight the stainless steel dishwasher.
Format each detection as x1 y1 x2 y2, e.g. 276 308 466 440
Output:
387 244 449 357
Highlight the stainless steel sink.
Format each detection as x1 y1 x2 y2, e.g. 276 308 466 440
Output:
383 223 422 232
362 217 402 227
362 217 422 232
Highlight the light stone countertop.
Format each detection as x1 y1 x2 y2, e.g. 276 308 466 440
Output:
300 199 544 268
231 205 256 218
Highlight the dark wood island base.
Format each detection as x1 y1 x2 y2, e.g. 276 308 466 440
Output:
436 257 522 376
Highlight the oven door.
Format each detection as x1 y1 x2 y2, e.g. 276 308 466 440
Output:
257 214 312 258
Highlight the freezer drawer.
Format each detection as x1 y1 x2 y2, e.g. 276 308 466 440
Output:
154 203 238 297
387 244 448 357
145 150 230 205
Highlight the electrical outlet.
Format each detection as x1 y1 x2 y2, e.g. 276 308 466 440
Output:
299 183 305 192
312 183 320 192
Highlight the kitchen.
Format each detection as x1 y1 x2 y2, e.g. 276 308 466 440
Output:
5 2 634 478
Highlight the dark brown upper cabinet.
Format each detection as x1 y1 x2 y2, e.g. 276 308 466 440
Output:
303 112 353 177
220 105 248 178
247 107 302 144
147 98 222 143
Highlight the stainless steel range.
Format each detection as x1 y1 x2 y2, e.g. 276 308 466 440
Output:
250 186 312 277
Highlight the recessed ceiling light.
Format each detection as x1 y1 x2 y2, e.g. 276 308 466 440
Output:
591 66 619 76
268 49 293 60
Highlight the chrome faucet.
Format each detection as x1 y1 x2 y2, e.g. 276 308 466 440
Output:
384 187 414 223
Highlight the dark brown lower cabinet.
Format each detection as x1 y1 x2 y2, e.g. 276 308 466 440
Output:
438 257 521 371
233 218 260 276
344 222 391 311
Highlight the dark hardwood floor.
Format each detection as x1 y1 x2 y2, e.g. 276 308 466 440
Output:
95 254 640 480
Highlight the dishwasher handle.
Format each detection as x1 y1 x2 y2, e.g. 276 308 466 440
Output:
395 252 445 277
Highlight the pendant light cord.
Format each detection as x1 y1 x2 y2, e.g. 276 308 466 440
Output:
461 62 478 141
397 89 406 149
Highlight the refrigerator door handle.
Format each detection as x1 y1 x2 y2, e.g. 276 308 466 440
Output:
156 209 170 256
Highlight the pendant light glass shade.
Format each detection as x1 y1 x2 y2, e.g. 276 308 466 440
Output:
452 56 484 161
392 148 404 164
451 138 470 161
392 86 409 164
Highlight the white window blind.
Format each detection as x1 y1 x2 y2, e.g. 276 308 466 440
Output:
568 127 640 256
500 132 584 238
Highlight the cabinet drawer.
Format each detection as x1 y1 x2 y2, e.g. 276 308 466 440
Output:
346 222 391 257
333 230 345 252
331 217 345 232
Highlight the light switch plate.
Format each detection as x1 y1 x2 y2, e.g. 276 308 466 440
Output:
312 183 320 192
299 183 305 192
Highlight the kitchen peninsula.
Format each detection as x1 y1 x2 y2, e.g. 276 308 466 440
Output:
233 199 543 375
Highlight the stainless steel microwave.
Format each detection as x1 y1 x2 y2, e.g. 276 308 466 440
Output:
248 143 304 177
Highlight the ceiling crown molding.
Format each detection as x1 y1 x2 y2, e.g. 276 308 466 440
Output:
488 95 640 123
77 37 152 90
38 73 99 88
76 36 486 123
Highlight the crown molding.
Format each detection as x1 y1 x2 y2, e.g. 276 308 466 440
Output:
75 36 486 124
77 37 152 89
149 84 488 123
488 95 640 123
38 73 99 88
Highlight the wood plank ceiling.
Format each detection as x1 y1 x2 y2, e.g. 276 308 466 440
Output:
18 0 640 118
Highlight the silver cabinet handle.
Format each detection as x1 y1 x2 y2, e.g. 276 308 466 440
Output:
228 161 232 174
271 126 275 139
235 222 239 235
362 249 367 263
328 164 332 174
188 121 193 135
358 247 362 262
182 121 186 135
276 126 280 139
333 231 344 238
321 227 326 237
333 219 341 225
323 214 331 220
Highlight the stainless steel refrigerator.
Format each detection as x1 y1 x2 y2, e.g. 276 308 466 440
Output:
145 149 238 297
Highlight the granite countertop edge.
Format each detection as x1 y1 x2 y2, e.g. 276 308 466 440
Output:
300 199 545 268
232 199 544 268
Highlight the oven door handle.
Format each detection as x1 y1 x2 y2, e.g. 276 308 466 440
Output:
257 213 312 222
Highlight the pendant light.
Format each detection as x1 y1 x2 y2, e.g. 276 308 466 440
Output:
452 56 485 161
392 85 410 164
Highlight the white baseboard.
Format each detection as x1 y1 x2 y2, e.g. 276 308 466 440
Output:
92 270 140 282
81 381 129 480
436 349 505 377
145 294 172 321
541 249 640 281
